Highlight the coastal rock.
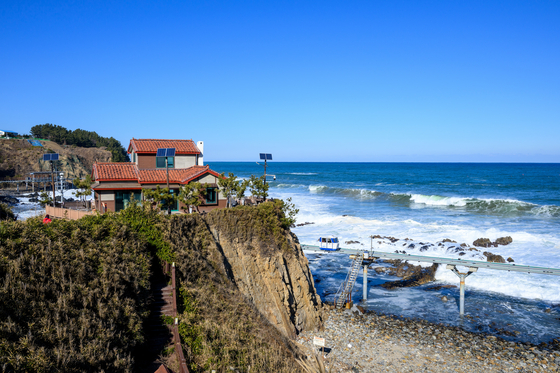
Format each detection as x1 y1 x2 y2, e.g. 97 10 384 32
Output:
0 195 19 205
425 285 457 291
381 263 439 289
442 238 457 243
495 236 513 245
483 251 506 263
202 212 324 338
507 257 515 263
473 238 493 247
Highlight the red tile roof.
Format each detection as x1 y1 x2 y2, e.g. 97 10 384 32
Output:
137 165 215 184
93 162 138 181
128 139 201 155
92 162 222 186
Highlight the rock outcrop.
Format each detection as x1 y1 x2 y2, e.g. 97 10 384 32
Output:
495 236 513 245
380 260 439 289
0 139 111 181
168 207 324 339
473 236 513 248
473 238 494 247
484 251 506 263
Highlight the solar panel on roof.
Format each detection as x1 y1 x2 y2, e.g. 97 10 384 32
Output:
42 153 59 161
157 148 176 157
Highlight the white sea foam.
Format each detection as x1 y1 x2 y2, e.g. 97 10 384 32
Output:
308 185 328 193
285 188 560 302
409 194 469 207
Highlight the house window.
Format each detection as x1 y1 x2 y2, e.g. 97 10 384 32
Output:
206 187 217 204
156 156 174 168
160 189 179 211
133 152 136 162
115 191 140 212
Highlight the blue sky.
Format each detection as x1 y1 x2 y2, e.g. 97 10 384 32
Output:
2 1 559 162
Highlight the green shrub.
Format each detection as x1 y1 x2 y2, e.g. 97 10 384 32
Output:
0 202 15 221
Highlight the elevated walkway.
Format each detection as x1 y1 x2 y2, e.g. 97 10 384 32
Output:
302 244 560 314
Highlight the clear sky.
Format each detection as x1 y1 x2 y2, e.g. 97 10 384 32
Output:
2 1 559 162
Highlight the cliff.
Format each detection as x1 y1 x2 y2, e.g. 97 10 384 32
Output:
204 208 324 338
162 203 324 371
0 139 111 180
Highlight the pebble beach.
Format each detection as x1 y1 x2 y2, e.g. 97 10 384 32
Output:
296 306 560 373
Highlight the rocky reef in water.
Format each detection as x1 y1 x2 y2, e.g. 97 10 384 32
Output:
369 235 517 288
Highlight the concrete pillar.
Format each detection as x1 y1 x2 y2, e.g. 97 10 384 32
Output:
363 264 368 301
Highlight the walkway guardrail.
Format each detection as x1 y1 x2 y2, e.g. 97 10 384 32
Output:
302 244 560 315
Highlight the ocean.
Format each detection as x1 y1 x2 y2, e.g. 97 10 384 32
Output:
207 162 560 344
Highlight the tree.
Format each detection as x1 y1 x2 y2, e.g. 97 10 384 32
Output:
29 124 130 162
235 179 250 204
178 182 208 213
249 175 269 202
73 175 93 207
278 197 299 228
218 172 243 208
38 191 52 206
142 186 177 215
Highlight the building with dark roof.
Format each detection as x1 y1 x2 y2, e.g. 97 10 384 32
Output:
91 139 225 213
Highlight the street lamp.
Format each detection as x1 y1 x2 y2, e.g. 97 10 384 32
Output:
42 153 59 207
257 153 275 184
157 148 176 214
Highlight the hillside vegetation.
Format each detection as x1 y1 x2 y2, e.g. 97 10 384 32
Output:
30 123 129 162
0 202 309 372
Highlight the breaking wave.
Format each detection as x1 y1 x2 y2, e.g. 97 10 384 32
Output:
389 193 560 217
298 185 560 217
308 185 383 199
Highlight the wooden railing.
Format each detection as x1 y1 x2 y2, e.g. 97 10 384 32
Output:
46 205 95 220
167 262 189 373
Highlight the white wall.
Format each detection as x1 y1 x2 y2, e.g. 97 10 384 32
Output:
175 155 197 168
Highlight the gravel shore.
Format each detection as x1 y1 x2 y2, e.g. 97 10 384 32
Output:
296 306 560 372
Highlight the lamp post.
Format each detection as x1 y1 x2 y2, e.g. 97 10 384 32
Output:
257 153 274 184
42 153 59 207
157 148 176 215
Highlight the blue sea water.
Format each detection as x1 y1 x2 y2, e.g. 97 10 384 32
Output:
208 162 560 343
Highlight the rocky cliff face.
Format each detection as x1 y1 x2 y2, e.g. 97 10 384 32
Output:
206 220 324 338
0 139 111 180
167 205 324 339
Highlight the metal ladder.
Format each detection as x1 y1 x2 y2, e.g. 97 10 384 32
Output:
335 251 364 308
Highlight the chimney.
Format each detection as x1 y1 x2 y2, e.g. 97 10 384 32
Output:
197 141 204 166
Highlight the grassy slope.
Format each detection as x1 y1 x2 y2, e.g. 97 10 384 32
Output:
0 214 151 372
0 203 306 373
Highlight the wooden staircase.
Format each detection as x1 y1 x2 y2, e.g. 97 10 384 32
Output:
145 283 174 354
